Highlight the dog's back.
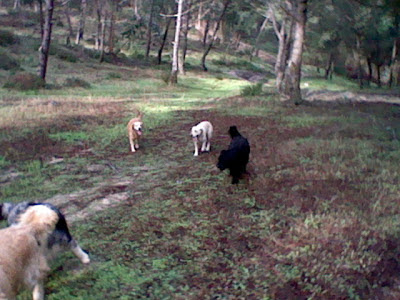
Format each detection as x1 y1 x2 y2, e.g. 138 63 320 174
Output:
217 126 250 184
0 205 58 299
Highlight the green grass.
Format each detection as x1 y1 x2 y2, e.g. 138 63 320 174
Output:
1 12 400 299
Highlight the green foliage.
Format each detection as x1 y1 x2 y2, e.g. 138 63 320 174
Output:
240 82 263 96
64 77 91 89
49 131 89 144
0 29 18 46
105 72 122 80
3 72 45 90
0 49 19 70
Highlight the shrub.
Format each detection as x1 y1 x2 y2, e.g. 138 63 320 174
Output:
105 72 122 80
240 82 263 96
56 48 78 63
64 77 91 88
0 30 18 46
3 72 45 90
0 50 20 70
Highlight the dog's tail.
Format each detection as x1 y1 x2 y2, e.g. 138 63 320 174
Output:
137 110 143 119
18 205 58 240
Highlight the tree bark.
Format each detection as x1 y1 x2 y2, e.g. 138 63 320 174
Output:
251 12 269 60
157 17 172 65
201 0 231 72
389 38 399 87
62 0 73 39
169 0 183 85
38 0 44 39
108 9 115 54
95 0 102 49
282 0 308 105
38 0 55 81
203 19 209 48
145 0 155 59
179 0 191 74
75 0 87 45
99 12 108 63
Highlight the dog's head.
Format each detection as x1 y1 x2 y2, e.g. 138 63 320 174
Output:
190 126 202 141
0 203 13 221
133 121 143 135
228 126 241 139
217 150 228 171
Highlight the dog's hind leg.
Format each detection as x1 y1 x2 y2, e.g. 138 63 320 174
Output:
129 134 136 152
70 240 90 264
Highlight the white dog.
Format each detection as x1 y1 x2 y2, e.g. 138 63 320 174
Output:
190 121 213 156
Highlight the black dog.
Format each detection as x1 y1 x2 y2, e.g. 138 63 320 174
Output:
217 126 250 184
0 201 90 264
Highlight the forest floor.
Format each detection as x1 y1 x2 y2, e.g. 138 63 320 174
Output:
2 92 400 299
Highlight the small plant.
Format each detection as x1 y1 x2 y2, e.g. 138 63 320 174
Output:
105 72 122 80
64 77 91 88
3 72 45 90
0 50 19 70
240 82 263 96
0 29 18 46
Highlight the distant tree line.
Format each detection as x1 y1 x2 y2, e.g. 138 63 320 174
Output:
1 0 399 104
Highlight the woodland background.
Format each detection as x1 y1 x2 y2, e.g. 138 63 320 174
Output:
1 0 400 299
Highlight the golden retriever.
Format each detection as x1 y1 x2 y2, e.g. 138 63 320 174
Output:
127 111 143 152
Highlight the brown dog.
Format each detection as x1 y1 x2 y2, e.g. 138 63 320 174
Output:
0 205 59 300
127 111 143 152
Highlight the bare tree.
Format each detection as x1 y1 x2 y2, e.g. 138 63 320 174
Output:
145 0 155 59
179 0 192 74
269 4 292 92
38 0 55 81
281 0 308 105
75 0 87 45
169 0 184 85
99 11 108 63
62 0 73 40
201 0 231 72
158 16 172 64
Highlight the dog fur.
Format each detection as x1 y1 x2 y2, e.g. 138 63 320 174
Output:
0 205 58 300
217 126 250 184
190 121 213 156
0 202 90 266
127 111 144 152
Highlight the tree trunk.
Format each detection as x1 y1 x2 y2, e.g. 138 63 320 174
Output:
179 0 191 75
324 53 333 80
38 0 44 38
366 57 372 86
145 0 155 59
108 10 115 54
62 0 73 39
169 0 183 85
376 64 382 88
38 0 55 81
75 0 87 45
355 35 364 89
157 17 172 65
13 0 20 10
99 12 108 63
389 38 398 87
201 0 231 72
282 0 308 105
95 0 102 50
203 19 209 48
251 12 269 59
